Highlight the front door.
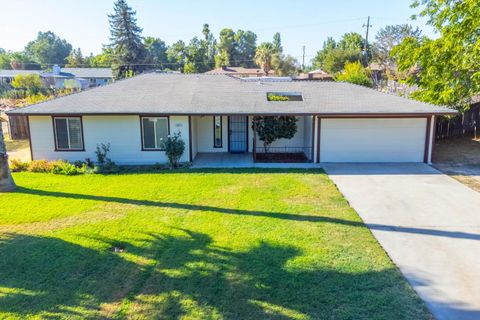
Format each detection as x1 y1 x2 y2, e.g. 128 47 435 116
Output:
228 116 248 153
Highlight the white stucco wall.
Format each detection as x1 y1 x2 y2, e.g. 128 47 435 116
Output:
29 115 190 165
195 116 229 153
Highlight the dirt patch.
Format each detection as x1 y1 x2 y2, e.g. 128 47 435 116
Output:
5 139 31 162
433 137 480 192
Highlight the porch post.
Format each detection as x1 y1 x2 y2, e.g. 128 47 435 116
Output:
253 117 257 162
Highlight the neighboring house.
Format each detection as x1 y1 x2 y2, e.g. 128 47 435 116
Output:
0 65 113 89
205 66 275 77
7 73 455 165
62 67 113 87
294 69 333 81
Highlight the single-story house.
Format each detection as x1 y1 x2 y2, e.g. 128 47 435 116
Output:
7 73 456 165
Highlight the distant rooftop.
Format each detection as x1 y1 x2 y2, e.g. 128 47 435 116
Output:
205 66 275 76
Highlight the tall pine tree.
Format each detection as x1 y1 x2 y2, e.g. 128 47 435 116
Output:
108 0 145 79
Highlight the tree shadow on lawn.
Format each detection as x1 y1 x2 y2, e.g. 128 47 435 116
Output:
15 187 480 241
0 230 430 319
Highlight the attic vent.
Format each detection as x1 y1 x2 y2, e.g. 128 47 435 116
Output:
267 92 303 101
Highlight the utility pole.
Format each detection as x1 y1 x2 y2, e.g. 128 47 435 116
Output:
362 16 372 65
302 45 306 71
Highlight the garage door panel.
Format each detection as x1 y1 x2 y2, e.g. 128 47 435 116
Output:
320 118 426 163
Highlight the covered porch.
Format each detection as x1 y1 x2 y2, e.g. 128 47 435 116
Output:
189 115 317 164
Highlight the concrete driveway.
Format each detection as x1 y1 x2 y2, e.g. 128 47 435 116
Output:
324 163 480 320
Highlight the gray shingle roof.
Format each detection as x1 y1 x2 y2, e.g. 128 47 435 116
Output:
8 73 456 115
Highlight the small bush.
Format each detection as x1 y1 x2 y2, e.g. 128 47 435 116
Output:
95 143 111 166
9 159 29 172
28 160 53 173
51 160 85 175
164 132 185 168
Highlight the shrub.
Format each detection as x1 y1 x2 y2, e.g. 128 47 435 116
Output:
9 159 29 172
27 160 53 173
335 61 373 87
95 143 111 166
164 132 185 168
51 160 85 175
26 93 49 105
94 143 118 173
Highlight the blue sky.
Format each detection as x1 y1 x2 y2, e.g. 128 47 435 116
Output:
0 0 433 65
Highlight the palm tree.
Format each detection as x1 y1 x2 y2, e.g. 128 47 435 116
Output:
0 121 16 192
254 42 275 75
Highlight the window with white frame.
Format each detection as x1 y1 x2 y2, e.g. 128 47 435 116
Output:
141 117 169 150
53 117 84 150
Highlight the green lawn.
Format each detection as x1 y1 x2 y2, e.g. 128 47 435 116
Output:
0 169 430 320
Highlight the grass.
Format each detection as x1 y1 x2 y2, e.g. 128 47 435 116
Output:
0 169 431 319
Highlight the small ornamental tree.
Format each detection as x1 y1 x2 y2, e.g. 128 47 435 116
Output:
164 132 185 168
252 116 298 152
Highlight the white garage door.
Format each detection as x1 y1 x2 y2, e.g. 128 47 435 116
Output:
320 118 427 162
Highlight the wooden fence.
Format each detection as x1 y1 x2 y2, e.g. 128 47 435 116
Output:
436 103 480 139
7 115 29 140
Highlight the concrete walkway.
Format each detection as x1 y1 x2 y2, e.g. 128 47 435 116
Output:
191 153 320 169
324 163 480 320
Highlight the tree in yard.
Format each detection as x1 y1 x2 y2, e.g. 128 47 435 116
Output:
272 32 283 54
201 24 216 68
108 0 146 79
215 28 236 67
65 48 85 67
144 37 168 69
322 48 361 74
254 42 276 75
0 49 11 69
373 24 422 70
337 32 364 51
392 0 480 110
87 48 114 67
24 31 72 67
252 116 298 152
272 54 299 76
9 52 38 70
233 30 257 68
11 74 44 96
0 123 16 192
335 61 373 87
312 33 364 74
167 40 186 72
183 37 209 73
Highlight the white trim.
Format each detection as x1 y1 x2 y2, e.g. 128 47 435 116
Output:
141 116 169 150
428 115 435 164
54 116 83 151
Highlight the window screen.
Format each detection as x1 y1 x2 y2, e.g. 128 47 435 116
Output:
54 117 83 150
213 116 222 148
142 117 169 150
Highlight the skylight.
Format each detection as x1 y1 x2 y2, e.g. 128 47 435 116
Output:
267 92 303 101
